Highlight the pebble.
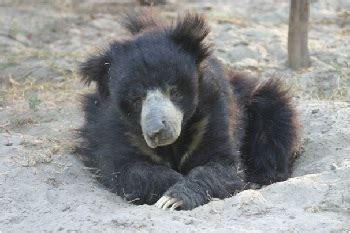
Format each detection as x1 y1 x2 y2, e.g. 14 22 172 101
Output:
330 163 339 170
311 109 320 114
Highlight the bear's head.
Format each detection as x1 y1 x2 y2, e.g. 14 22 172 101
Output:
79 14 210 148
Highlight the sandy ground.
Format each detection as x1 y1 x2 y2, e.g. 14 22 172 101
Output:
0 0 349 232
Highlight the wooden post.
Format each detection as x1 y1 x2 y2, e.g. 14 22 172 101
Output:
288 0 311 70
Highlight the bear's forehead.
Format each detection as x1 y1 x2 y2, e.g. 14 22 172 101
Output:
109 34 197 88
118 33 193 64
116 45 195 75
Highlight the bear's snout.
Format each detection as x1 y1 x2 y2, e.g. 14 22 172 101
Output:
141 89 183 148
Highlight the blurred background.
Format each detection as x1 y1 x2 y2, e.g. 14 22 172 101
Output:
0 0 349 103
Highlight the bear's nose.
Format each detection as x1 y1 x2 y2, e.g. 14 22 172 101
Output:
146 120 167 142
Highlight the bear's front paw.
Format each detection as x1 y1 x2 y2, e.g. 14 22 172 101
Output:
155 195 184 211
154 181 206 210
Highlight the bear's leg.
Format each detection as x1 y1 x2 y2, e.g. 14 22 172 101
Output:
97 150 184 205
155 162 245 210
241 79 298 185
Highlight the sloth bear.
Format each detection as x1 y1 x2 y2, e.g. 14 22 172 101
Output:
77 13 299 210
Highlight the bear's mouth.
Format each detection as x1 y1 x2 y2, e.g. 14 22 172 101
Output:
143 134 178 149
141 89 183 148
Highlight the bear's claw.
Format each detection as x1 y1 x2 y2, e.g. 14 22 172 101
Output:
155 195 183 211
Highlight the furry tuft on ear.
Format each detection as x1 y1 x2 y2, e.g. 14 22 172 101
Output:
168 13 211 64
121 13 158 35
79 52 111 99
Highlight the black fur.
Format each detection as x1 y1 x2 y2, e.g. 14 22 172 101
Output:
78 52 111 99
77 13 299 210
168 14 211 64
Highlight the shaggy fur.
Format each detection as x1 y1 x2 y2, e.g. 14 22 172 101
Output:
76 13 299 210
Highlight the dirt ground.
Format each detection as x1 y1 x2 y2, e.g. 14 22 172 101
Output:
0 0 349 232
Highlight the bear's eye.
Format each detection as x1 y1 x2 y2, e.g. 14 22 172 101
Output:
133 97 142 110
169 86 180 99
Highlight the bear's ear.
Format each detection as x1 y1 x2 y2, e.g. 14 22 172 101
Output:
79 51 111 99
121 12 158 35
168 13 211 65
